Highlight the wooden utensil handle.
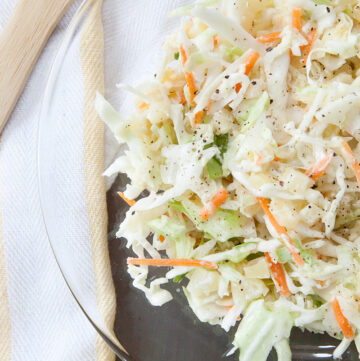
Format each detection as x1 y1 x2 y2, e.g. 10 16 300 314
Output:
0 0 74 134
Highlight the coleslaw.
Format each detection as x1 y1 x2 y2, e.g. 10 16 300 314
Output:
96 0 360 359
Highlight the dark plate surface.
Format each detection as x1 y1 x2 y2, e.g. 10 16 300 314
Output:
107 174 358 361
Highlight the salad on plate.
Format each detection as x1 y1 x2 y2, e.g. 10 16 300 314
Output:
96 0 360 359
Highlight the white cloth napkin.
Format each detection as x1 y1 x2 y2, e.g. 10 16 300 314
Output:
0 1 193 361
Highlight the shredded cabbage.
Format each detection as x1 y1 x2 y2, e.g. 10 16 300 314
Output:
98 0 360 359
233 299 293 361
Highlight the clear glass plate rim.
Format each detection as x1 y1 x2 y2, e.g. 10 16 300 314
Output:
36 1 133 360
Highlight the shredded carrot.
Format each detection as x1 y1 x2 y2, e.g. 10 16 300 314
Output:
139 102 149 110
185 71 197 106
234 50 260 94
244 50 260 75
127 257 218 269
265 253 291 297
212 188 229 208
257 197 304 267
207 99 212 112
257 198 287 237
118 192 136 207
331 297 354 339
179 89 186 104
159 235 165 243
235 83 242 94
273 156 281 161
302 28 317 65
200 188 229 221
179 44 188 67
194 110 203 125
292 8 302 32
305 154 332 181
180 44 198 106
200 204 215 222
212 34 218 48
256 31 281 43
342 140 360 188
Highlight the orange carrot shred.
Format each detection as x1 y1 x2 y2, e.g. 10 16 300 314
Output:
139 102 149 110
292 8 302 32
305 154 332 181
207 99 212 112
212 188 229 208
127 257 218 269
212 34 218 48
331 298 354 339
179 44 188 67
257 198 286 236
118 192 136 207
234 51 259 94
200 188 229 221
244 50 260 75
180 44 197 107
302 28 317 65
194 110 203 125
179 88 186 104
342 140 360 188
159 235 165 243
185 71 197 106
200 206 213 221
265 252 291 297
256 31 281 43
257 197 304 267
235 83 242 94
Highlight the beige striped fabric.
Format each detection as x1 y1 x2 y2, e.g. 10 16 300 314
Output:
80 1 116 361
0 208 11 361
0 0 120 360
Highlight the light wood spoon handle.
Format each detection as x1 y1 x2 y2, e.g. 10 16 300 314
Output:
0 0 75 134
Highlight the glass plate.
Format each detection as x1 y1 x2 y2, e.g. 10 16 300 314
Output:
37 1 359 360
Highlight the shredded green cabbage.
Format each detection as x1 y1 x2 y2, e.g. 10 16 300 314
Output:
98 0 360 359
234 300 293 361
